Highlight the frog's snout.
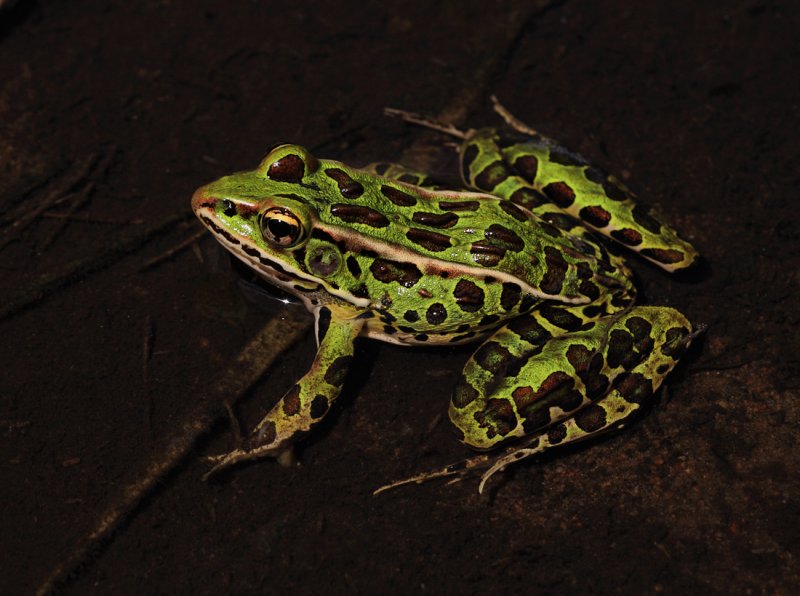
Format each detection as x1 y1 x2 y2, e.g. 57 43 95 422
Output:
191 185 215 215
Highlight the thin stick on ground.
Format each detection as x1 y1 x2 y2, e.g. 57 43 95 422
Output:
35 313 312 596
138 227 207 272
0 153 98 252
0 211 193 323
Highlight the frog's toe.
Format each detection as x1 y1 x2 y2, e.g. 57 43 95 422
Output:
202 448 254 480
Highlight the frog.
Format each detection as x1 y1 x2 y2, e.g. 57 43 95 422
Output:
191 98 701 493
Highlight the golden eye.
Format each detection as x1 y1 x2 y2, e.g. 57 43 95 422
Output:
260 208 305 247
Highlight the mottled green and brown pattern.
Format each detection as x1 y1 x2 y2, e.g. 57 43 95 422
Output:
192 112 699 491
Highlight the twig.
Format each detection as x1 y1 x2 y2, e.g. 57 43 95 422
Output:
36 313 311 596
40 146 118 250
138 228 207 272
0 211 193 323
0 153 98 252
40 212 145 225
142 315 155 443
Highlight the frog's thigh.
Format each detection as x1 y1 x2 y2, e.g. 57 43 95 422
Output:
449 306 693 450
246 309 363 454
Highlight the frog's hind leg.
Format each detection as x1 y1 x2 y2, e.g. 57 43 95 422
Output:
204 308 363 478
376 306 698 494
461 105 699 272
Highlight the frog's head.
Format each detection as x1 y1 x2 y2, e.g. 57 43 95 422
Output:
192 144 343 303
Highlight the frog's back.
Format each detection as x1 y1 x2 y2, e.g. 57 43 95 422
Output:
307 158 620 307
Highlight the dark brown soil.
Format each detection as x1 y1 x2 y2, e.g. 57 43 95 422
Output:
2 1 799 593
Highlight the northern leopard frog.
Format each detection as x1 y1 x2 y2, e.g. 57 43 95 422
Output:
192 100 700 492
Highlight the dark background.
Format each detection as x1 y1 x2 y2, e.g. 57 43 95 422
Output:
2 1 798 593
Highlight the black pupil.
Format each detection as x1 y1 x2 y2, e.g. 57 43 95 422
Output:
267 218 296 240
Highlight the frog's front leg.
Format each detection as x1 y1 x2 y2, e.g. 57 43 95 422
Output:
204 307 363 478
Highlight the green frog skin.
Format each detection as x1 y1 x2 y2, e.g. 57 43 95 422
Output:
192 103 699 492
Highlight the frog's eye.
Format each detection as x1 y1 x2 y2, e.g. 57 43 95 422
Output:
260 207 306 247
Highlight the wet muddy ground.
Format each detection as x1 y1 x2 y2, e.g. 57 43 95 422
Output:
1 1 799 593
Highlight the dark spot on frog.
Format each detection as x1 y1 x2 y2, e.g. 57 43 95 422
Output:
370 258 422 287
543 181 576 208
473 397 516 439
381 184 417 206
351 284 370 299
403 310 419 322
475 160 512 191
574 404 607 432
406 228 452 252
309 395 329 419
268 154 305 182
539 246 568 295
330 204 389 228
439 200 479 211
453 279 485 312
512 154 539 183
383 325 397 335
641 248 686 264
282 385 302 416
452 376 479 408
484 224 525 252
579 280 600 301
412 211 459 229
606 329 641 370
579 205 612 228
473 341 514 374
470 242 506 267
613 372 653 404
519 294 538 312
425 303 448 325
499 200 529 222
539 305 582 331
324 355 353 387
316 307 331 344
325 168 364 198
611 228 643 246
500 282 521 310
626 316 653 344
346 255 361 278
541 211 578 232
547 423 568 444
510 187 547 210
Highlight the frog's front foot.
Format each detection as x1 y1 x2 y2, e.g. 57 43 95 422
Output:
202 442 290 481
202 421 296 480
